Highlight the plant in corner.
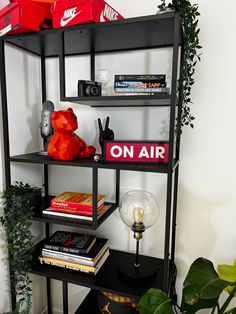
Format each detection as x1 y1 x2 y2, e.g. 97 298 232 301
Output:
139 257 236 314
158 0 202 138
0 181 42 314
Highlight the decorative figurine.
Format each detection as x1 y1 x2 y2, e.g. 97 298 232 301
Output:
94 117 114 163
47 108 96 161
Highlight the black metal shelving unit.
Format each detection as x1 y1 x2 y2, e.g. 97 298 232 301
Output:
0 12 182 314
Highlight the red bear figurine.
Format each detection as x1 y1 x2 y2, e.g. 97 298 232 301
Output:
47 108 96 161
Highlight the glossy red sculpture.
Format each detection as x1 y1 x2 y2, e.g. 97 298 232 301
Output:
47 108 96 161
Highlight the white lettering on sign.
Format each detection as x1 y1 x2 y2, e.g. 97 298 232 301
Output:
123 146 134 158
138 146 165 159
110 145 123 158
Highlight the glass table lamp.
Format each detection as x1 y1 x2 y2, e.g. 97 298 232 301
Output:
119 190 159 280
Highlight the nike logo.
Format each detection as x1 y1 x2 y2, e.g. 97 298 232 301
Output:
60 8 81 27
100 4 118 22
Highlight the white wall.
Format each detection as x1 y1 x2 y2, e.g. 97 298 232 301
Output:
0 0 236 313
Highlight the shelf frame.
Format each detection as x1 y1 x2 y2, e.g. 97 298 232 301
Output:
0 12 183 313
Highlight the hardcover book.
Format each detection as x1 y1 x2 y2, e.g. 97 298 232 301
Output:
39 248 110 275
114 81 166 88
42 204 111 221
114 87 170 94
115 74 166 82
43 231 96 254
51 191 105 210
42 238 109 266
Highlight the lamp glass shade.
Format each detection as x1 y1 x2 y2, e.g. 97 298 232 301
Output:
119 190 159 230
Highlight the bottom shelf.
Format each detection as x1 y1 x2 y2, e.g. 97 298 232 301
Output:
75 289 139 314
75 290 100 314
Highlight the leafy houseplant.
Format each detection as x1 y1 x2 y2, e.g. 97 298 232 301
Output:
0 181 42 314
139 257 236 314
158 0 202 137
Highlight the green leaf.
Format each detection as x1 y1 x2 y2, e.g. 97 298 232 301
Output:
139 288 173 314
181 258 230 312
218 260 236 283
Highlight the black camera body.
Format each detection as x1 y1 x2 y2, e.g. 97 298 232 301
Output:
78 80 102 97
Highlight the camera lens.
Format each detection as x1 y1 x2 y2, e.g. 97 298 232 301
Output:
90 86 99 96
85 85 99 96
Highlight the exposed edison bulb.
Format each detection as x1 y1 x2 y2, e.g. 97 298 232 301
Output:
119 190 159 231
133 207 144 224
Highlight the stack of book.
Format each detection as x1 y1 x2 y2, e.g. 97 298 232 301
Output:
114 74 170 95
42 191 110 221
39 230 109 275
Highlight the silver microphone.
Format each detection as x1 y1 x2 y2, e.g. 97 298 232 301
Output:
41 100 54 139
39 100 54 155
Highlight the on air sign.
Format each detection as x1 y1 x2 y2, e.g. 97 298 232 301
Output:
104 141 169 164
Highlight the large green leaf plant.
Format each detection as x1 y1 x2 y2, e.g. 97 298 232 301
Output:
139 257 236 314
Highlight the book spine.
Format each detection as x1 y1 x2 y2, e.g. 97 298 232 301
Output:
113 92 156 96
42 210 93 220
48 207 94 216
42 250 94 266
115 74 166 81
114 81 166 88
50 200 104 211
39 256 96 274
43 244 89 254
114 87 170 93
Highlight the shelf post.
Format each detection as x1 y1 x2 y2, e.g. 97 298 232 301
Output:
59 32 66 100
92 167 98 229
62 281 69 314
0 38 17 311
115 169 120 206
163 12 181 293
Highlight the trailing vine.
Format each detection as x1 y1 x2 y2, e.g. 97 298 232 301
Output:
0 182 41 314
158 0 202 137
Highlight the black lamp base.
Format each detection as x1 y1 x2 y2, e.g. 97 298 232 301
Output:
118 255 157 282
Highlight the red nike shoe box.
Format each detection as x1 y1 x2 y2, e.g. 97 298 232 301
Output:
52 0 124 29
0 0 52 36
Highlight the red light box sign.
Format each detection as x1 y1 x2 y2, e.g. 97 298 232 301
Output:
104 141 169 164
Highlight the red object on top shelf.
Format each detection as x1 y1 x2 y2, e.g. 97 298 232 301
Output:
0 0 51 35
52 0 124 29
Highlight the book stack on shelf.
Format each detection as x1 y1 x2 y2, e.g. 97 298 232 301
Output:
113 74 170 95
39 231 109 275
43 191 110 221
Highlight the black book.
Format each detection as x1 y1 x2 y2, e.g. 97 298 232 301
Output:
42 237 108 262
115 74 166 82
43 230 96 254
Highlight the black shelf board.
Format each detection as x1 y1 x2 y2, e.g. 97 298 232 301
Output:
33 196 117 230
30 241 173 299
3 13 181 57
61 94 172 107
75 290 100 314
9 152 177 173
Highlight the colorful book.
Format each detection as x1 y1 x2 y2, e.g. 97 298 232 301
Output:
39 248 109 275
46 203 107 216
42 238 109 266
114 87 170 93
51 191 105 211
114 81 166 88
42 204 111 221
43 231 96 254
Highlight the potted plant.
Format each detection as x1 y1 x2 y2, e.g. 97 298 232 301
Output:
139 257 236 314
0 181 42 314
158 0 202 137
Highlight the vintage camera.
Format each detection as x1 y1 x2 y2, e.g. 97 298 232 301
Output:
78 80 102 97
